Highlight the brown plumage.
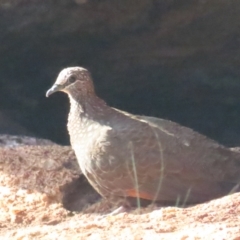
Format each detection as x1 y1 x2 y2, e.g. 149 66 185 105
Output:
46 66 240 206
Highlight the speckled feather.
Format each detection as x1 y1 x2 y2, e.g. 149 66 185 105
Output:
47 67 240 204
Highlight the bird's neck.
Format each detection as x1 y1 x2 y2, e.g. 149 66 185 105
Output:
67 94 112 151
68 94 110 122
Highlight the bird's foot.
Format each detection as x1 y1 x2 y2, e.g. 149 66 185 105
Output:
97 205 129 220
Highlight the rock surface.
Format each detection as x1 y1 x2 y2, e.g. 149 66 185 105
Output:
0 134 56 147
0 136 240 239
0 112 31 136
1 0 240 146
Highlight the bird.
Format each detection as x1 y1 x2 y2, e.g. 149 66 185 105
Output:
46 66 240 210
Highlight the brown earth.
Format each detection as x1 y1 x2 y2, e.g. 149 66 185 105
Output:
0 136 239 239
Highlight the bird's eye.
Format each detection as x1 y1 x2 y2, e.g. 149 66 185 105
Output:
68 75 76 83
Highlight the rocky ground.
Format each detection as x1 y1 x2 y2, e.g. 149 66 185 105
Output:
0 135 239 239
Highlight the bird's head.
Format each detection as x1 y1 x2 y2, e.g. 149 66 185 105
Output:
46 67 95 98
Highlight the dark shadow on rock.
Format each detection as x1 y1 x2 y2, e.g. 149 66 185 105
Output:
61 175 101 212
0 112 32 136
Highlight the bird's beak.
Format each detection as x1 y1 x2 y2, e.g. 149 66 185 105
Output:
46 84 64 97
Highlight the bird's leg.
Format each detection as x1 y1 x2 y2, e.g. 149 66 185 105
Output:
105 205 129 216
96 197 132 219
98 196 154 219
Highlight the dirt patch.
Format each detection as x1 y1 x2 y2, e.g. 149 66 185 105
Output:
0 142 239 239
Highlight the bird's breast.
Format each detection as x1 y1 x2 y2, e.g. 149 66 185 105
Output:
67 115 113 174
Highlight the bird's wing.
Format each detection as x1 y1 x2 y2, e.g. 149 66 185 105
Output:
109 110 240 183
139 115 240 180
135 115 216 145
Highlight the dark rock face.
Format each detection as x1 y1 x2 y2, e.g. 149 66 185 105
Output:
1 0 240 146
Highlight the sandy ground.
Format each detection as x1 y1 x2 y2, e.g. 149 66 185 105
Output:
0 136 240 239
